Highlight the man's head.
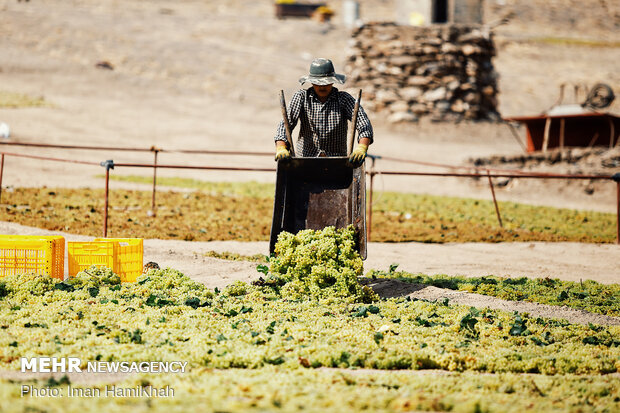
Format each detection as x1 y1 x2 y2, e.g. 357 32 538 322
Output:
299 58 346 86
312 83 333 100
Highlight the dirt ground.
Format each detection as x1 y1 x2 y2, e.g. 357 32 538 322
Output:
0 0 618 315
0 0 618 209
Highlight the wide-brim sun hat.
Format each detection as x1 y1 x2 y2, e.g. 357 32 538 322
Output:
299 58 346 85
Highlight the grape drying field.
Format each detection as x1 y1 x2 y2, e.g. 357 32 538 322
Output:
0 0 619 411
1 227 618 412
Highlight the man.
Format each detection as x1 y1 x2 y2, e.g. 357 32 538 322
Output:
274 58 373 165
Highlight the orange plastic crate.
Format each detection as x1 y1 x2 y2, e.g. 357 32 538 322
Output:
0 235 65 280
68 238 143 282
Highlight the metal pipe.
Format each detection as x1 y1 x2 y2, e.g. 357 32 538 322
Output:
0 148 612 180
367 160 375 242
113 163 276 172
151 148 159 216
0 154 4 204
487 170 503 228
367 172 374 242
0 151 98 165
617 180 620 245
0 140 615 177
371 170 612 180
112 162 613 180
0 141 274 156
100 160 114 238
104 167 110 238
167 149 272 156
0 141 155 152
0 144 614 245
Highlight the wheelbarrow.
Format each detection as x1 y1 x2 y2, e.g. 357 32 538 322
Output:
269 90 367 259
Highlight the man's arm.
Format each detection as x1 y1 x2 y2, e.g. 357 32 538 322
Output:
275 90 304 146
342 91 373 164
341 92 374 146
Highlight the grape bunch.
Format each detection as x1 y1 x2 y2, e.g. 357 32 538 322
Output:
269 226 377 303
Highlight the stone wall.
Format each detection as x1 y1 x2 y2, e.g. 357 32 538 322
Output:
345 22 500 122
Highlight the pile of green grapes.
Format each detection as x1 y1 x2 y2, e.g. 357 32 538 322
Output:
1 264 618 374
367 270 620 317
265 226 376 303
2 368 619 413
0 226 618 412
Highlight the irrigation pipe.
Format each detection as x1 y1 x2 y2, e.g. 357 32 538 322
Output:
0 154 4 206
0 150 617 244
112 163 276 172
486 170 503 228
0 140 601 176
0 151 100 166
0 141 274 157
366 157 376 241
375 154 601 176
373 170 612 180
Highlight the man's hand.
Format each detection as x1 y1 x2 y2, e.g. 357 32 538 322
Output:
349 144 368 165
275 146 291 161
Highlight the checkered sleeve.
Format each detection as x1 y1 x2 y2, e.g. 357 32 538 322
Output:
274 90 304 144
340 92 374 144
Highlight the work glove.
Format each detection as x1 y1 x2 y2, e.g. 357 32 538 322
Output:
348 144 368 165
275 146 291 161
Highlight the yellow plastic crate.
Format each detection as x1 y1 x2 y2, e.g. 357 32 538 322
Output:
0 235 65 280
68 238 143 282
16 235 65 280
94 238 143 282
68 241 116 278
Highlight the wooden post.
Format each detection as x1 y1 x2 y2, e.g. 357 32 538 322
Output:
487 170 503 228
279 90 296 157
542 117 552 153
609 118 616 149
348 89 362 155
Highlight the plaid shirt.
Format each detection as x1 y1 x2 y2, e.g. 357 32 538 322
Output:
275 87 373 157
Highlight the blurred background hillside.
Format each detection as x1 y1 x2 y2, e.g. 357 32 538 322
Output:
2 0 618 116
